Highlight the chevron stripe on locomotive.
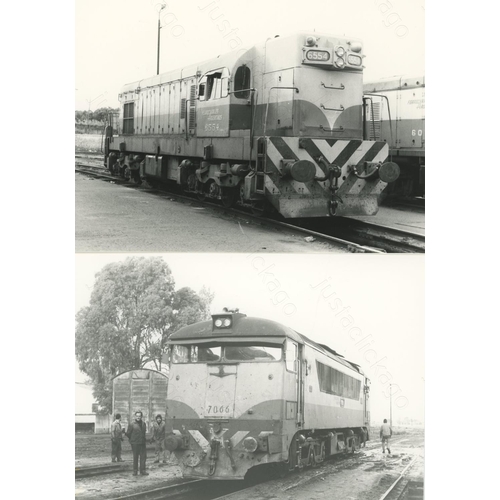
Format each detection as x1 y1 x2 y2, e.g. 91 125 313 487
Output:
105 31 400 217
164 310 371 479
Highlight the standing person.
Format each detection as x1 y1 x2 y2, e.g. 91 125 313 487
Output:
110 414 125 462
126 411 149 476
380 418 392 454
151 414 167 464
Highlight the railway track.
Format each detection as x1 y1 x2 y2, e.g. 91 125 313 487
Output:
75 463 128 479
75 162 424 253
378 457 423 500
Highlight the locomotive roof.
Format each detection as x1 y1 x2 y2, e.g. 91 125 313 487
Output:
121 30 364 94
364 75 425 93
169 315 363 376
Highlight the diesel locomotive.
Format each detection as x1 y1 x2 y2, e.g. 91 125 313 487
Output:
105 31 400 218
364 75 425 197
163 310 370 479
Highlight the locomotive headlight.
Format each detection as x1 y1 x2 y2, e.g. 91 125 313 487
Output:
335 46 346 57
223 318 232 327
335 57 345 68
215 319 223 327
243 437 258 453
347 54 362 66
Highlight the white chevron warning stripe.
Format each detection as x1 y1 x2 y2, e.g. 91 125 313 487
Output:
188 430 210 452
229 431 250 448
312 139 352 166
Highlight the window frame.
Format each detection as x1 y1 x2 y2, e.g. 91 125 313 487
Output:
233 65 251 99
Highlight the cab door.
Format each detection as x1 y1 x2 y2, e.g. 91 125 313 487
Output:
285 340 304 426
196 68 230 138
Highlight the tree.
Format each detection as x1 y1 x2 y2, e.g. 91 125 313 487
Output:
75 257 213 413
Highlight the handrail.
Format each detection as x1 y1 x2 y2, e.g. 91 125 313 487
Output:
321 82 345 90
364 93 394 160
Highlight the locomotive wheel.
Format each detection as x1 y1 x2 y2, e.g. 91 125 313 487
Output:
196 181 207 201
309 446 319 468
208 180 220 199
221 187 237 208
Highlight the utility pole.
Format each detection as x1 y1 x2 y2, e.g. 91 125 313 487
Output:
157 4 166 75
390 383 393 428
86 94 105 134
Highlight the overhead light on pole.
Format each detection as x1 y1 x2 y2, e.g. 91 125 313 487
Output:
157 3 166 75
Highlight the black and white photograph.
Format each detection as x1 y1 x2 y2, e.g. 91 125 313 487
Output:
70 1 427 499
75 0 425 254
75 253 424 499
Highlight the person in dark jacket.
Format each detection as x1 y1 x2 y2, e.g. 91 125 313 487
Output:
126 411 148 476
151 414 167 464
110 414 125 462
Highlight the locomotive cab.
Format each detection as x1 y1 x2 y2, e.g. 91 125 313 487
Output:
165 310 370 479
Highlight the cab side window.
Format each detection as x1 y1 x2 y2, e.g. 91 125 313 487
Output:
234 65 251 99
286 340 298 372
198 68 229 101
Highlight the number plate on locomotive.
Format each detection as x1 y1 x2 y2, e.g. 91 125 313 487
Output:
204 403 233 417
305 50 330 61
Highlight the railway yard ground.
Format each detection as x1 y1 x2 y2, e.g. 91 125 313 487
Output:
75 426 424 500
75 169 424 253
75 171 350 253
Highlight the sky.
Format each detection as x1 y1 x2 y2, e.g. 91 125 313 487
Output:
75 0 425 111
76 253 424 424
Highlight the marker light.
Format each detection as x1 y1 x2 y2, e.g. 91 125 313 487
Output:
305 36 317 47
349 41 362 53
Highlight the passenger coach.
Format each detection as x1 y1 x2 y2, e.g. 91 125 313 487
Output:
105 32 400 218
163 310 370 479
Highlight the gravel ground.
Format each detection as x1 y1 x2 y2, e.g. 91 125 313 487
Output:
75 434 183 499
75 173 348 253
75 428 423 499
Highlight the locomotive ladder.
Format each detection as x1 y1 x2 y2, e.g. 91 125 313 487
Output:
255 137 266 193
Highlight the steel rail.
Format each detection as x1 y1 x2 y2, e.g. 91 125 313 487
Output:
75 463 128 479
378 457 418 500
109 479 205 500
75 162 422 253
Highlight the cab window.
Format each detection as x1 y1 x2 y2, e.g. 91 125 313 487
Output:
234 65 251 99
285 340 298 372
224 345 281 361
198 68 229 101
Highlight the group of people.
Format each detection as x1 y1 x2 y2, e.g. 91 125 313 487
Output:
110 413 393 475
110 411 170 476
